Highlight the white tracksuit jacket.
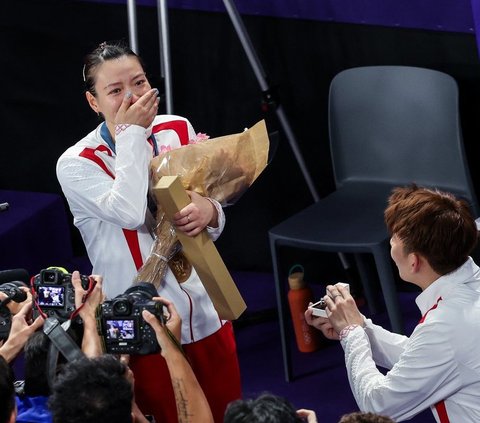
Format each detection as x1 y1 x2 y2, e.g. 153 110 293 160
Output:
341 257 480 422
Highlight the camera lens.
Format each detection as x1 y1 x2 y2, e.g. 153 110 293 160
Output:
112 299 131 316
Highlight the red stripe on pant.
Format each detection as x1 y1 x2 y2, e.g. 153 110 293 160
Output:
129 321 242 423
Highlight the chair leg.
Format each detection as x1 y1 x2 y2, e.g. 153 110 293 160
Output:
372 246 404 334
270 239 293 382
353 253 380 314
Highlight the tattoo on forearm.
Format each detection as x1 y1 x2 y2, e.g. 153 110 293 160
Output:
172 378 194 422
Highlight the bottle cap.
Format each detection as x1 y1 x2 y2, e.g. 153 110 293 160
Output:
288 271 305 289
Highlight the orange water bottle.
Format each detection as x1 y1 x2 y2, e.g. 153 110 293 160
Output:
287 265 321 353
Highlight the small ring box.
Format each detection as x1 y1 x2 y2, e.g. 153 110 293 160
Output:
308 282 350 318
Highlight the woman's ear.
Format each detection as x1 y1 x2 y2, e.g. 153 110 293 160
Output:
86 91 99 114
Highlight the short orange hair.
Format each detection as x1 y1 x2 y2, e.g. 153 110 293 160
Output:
384 184 478 275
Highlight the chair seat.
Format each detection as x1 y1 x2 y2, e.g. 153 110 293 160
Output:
270 182 396 250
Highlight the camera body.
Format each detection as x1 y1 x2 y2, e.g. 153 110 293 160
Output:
96 282 165 355
0 281 28 340
32 269 90 322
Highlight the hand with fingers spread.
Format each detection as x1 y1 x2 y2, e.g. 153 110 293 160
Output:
115 88 160 130
173 191 218 237
0 299 44 363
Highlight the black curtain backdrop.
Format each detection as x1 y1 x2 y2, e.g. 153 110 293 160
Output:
2 0 480 276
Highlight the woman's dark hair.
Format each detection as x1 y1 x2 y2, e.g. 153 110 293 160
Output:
49 355 132 423
23 331 50 396
224 393 303 423
83 40 145 96
0 355 15 423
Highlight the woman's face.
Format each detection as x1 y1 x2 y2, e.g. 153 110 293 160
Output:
86 55 151 128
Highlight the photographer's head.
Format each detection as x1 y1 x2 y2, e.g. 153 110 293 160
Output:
49 355 133 423
224 393 304 423
385 185 478 286
0 355 16 423
339 412 395 423
23 331 51 397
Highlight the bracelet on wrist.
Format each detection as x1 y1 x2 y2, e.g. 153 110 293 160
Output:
115 124 131 135
339 324 360 340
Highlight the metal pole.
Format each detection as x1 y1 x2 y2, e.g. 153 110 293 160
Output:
222 0 319 202
156 0 174 114
127 0 139 54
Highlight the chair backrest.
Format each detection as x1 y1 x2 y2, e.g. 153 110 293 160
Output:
328 65 479 215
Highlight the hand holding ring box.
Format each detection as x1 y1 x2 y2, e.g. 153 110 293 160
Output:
308 282 350 318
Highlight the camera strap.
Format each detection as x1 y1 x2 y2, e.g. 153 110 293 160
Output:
43 317 85 388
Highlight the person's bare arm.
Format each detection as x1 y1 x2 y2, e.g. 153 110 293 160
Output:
142 297 214 423
0 294 44 363
72 271 105 357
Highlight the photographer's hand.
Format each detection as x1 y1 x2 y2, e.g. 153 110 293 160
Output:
0 299 44 363
297 408 318 423
3 287 32 315
142 296 181 356
72 271 104 321
72 271 105 357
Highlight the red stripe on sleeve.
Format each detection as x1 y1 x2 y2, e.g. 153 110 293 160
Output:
78 145 144 271
79 145 115 178
152 120 190 145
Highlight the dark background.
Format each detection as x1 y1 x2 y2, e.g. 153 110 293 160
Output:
2 0 480 278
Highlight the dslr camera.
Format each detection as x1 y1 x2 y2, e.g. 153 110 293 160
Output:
32 268 91 322
0 281 28 341
96 282 165 355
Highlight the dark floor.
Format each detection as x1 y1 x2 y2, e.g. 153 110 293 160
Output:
231 271 436 423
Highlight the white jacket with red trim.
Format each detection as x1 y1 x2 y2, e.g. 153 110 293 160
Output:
56 115 225 344
339 257 480 422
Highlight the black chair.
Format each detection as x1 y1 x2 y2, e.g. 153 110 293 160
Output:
269 65 479 381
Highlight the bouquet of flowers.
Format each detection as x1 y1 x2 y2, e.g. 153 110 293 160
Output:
135 120 270 287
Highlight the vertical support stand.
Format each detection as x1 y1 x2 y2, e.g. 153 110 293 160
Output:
156 0 174 114
222 0 319 202
126 0 174 113
127 0 139 54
